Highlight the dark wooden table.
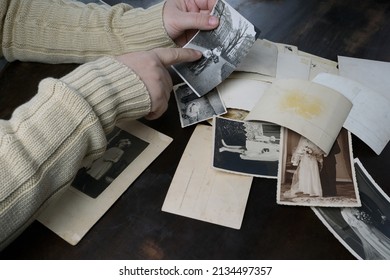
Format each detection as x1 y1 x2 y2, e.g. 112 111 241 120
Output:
1 0 389 260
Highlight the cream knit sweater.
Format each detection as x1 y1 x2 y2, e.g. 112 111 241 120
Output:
0 0 175 250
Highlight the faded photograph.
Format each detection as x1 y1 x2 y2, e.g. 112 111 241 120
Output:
72 127 149 198
213 116 281 178
278 128 360 207
172 0 257 97
313 159 390 259
174 83 226 127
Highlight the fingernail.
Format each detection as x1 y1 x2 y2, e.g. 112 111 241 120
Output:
209 16 219 26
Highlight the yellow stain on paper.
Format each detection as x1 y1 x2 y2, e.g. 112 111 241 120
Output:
280 90 323 119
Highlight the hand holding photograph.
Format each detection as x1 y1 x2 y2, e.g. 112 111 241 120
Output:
172 0 258 97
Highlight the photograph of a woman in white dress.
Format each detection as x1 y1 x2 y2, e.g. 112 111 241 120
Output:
313 160 390 259
340 205 390 259
278 128 360 207
284 136 324 198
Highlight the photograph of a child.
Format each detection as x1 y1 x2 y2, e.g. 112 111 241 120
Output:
174 83 226 127
72 127 149 198
277 128 360 207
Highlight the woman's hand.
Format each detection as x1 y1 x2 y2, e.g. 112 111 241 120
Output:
163 0 219 46
115 48 202 120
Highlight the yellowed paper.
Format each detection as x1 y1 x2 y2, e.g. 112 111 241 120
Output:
245 79 352 155
162 125 252 229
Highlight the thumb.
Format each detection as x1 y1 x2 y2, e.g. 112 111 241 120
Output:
152 48 202 67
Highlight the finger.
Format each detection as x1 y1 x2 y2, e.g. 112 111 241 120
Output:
175 11 219 31
189 0 217 11
153 48 203 67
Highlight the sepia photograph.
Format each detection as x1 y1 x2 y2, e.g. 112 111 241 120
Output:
172 0 257 97
313 159 390 259
213 116 281 178
277 128 360 207
72 127 149 198
174 83 227 127
37 121 173 245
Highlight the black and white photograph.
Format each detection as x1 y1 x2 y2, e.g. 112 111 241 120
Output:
174 83 227 127
213 116 281 178
313 159 390 260
277 128 360 207
172 0 257 97
72 127 149 198
36 121 172 246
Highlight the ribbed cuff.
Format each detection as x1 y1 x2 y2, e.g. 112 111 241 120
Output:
61 56 151 133
119 1 176 52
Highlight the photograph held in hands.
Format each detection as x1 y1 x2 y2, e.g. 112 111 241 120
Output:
172 0 258 97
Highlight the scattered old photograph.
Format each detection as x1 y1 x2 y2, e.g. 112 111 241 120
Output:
174 83 227 127
213 116 281 178
72 127 149 198
37 121 173 245
312 159 390 259
172 0 257 97
277 128 360 207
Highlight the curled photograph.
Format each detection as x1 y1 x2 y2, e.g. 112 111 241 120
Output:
313 159 390 260
172 0 258 97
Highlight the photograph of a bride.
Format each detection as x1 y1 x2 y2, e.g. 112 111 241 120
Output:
313 159 390 260
277 128 360 207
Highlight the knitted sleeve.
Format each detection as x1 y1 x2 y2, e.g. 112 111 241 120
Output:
1 0 176 63
0 56 151 250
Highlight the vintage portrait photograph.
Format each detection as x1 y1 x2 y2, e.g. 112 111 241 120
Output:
72 127 149 198
277 128 360 207
37 121 173 245
313 159 390 260
174 83 227 127
213 116 281 178
172 0 257 97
